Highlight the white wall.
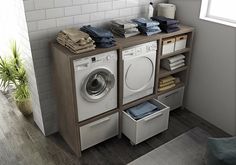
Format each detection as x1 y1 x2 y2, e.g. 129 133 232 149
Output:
0 0 44 133
169 0 236 135
23 0 167 135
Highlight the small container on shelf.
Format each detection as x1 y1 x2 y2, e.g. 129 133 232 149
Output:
175 35 187 51
162 37 175 55
158 86 185 111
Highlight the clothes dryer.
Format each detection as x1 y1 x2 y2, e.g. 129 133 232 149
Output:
122 41 157 104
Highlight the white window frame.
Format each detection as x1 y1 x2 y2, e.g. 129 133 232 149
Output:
200 0 236 28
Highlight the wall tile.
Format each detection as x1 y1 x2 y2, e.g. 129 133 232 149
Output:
90 12 105 21
26 10 45 21
34 0 54 9
57 17 74 27
55 0 73 7
105 10 120 19
73 0 89 5
38 19 57 30
46 8 65 19
23 0 35 11
74 14 90 24
98 2 113 11
65 6 81 16
81 3 97 14
113 0 126 9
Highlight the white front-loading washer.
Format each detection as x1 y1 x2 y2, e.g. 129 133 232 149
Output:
122 41 157 104
74 51 117 122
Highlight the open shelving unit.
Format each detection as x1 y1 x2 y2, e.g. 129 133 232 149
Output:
156 30 194 97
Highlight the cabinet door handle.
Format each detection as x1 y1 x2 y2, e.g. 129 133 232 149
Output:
89 117 110 127
144 113 163 122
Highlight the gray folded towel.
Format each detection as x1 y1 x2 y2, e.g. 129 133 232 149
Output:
127 102 159 120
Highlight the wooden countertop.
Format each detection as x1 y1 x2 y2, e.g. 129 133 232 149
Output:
51 25 194 60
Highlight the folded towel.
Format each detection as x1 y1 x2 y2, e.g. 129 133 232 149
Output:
81 25 114 38
168 54 185 63
111 19 138 29
132 18 159 28
159 76 176 84
161 26 180 33
152 16 179 26
162 59 185 68
111 28 140 38
127 102 159 120
158 84 176 92
159 80 175 88
65 45 96 54
61 28 89 43
169 63 185 70
111 25 139 34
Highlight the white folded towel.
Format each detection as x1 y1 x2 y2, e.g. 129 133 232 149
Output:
169 63 185 70
168 54 185 63
161 59 185 69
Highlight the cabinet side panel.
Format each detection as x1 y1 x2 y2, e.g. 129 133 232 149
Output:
51 44 80 156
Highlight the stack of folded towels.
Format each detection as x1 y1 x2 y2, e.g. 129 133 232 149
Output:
158 75 181 92
56 28 95 54
152 16 180 33
111 19 140 38
161 54 185 71
132 18 161 36
80 25 115 48
127 101 159 120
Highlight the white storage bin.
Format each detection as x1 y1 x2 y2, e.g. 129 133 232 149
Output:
158 86 184 111
174 35 187 51
122 99 170 145
162 38 175 55
80 112 119 150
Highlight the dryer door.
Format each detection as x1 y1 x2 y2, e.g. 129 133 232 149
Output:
81 68 115 103
123 52 156 96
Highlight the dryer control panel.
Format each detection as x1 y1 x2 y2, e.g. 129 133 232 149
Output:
122 41 157 59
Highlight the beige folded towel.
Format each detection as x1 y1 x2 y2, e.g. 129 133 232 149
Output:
62 28 89 43
159 76 176 84
66 45 96 54
158 84 176 92
159 80 175 88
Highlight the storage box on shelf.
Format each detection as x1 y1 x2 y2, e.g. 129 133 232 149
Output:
175 35 187 51
158 86 185 111
162 37 175 55
51 25 194 157
122 99 170 145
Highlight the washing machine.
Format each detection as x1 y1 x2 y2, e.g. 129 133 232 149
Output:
74 51 117 122
122 41 157 104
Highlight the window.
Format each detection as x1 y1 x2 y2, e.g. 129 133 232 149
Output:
200 0 236 27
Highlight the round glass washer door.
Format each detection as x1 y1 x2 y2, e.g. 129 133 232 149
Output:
81 68 115 102
125 56 154 91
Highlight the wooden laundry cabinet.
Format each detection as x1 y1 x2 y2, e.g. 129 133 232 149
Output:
51 25 194 157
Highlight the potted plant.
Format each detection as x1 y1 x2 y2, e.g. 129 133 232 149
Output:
0 42 32 116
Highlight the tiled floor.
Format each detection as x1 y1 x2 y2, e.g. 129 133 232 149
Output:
0 92 229 165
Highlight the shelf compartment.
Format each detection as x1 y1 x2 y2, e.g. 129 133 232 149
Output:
160 48 190 59
159 66 188 78
158 82 185 95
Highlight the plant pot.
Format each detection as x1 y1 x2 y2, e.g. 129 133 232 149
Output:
15 99 32 117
